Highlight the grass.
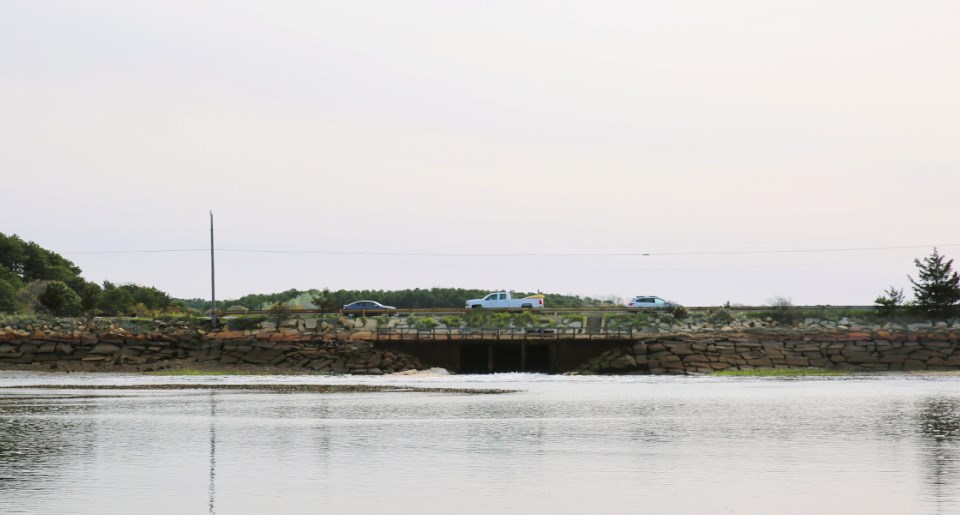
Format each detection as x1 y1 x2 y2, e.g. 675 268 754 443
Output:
712 368 847 377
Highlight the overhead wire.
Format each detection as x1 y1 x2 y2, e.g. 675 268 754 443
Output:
61 243 960 257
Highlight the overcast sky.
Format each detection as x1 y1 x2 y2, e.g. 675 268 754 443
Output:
2 1 959 305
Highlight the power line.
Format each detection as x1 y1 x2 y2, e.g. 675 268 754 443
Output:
65 249 208 255
61 243 960 257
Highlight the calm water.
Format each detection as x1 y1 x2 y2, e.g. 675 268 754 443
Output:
1 372 959 515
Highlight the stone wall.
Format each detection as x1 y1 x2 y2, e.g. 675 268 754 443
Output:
2 317 960 375
577 332 960 374
0 319 421 374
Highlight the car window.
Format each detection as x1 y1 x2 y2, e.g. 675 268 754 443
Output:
499 293 507 300
485 294 496 301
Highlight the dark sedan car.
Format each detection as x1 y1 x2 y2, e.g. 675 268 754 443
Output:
341 300 397 314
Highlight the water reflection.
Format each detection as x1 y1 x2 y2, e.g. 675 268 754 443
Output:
916 397 960 513
208 391 216 515
0 396 98 488
2 377 960 514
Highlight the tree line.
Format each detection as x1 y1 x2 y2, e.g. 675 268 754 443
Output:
179 288 623 312
2 232 960 319
0 233 176 316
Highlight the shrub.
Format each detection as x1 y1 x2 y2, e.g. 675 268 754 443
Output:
605 313 654 330
512 311 539 328
668 303 688 320
409 316 439 330
441 315 462 328
765 296 802 326
708 308 735 326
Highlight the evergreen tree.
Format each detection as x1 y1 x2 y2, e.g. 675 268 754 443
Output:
909 248 960 318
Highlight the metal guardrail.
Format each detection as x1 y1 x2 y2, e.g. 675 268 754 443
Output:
372 326 644 341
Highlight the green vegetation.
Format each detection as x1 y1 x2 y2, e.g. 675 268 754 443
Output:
267 302 293 326
909 247 960 318
3 232 960 331
461 310 553 329
408 316 439 330
37 280 82 317
874 286 905 317
0 280 21 313
0 232 177 317
180 288 619 312
605 312 663 330
707 308 735 325
310 288 337 315
96 281 174 316
441 315 462 327
712 369 846 377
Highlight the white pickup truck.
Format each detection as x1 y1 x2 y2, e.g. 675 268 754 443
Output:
465 292 544 309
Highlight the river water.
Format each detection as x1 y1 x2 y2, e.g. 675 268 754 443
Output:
1 371 959 515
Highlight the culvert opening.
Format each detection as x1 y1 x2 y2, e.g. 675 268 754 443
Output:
459 344 488 374
492 345 523 373
458 343 553 374
525 345 551 373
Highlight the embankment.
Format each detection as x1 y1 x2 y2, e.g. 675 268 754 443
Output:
1 317 959 374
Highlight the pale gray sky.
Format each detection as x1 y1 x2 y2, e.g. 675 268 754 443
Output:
2 1 958 305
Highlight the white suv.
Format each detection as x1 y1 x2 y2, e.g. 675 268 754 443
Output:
627 296 673 309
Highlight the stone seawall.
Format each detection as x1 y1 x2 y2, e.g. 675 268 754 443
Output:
1 318 959 374
578 332 960 374
0 330 422 375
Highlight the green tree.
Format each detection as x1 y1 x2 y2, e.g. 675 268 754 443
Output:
98 281 135 316
17 280 50 314
311 288 337 317
874 286 904 317
76 281 102 314
909 248 960 318
268 302 293 326
0 233 28 279
96 282 171 316
0 233 90 312
0 280 21 313
38 280 83 317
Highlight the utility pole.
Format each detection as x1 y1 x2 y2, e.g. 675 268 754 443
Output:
210 210 217 330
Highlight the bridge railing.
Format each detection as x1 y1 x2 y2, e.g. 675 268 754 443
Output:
374 325 647 341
